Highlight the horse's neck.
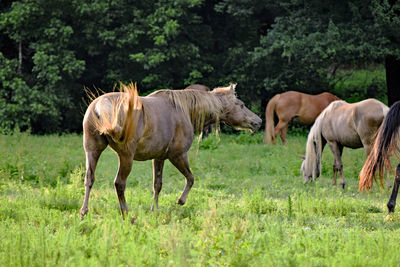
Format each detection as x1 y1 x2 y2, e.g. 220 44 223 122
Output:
203 115 218 127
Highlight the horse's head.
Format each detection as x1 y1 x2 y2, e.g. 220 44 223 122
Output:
298 154 312 183
300 158 318 184
213 83 262 132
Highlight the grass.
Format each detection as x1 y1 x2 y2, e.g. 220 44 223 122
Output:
0 131 400 266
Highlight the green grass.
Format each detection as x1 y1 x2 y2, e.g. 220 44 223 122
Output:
1 131 400 266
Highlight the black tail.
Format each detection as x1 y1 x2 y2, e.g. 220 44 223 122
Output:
360 101 400 190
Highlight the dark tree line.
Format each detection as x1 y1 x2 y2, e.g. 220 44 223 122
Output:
0 0 399 133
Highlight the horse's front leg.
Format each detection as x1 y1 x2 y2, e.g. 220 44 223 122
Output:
328 142 345 188
332 165 338 186
387 163 400 213
169 153 194 205
151 159 165 211
115 153 133 220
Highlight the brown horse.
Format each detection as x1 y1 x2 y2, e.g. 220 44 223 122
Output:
301 99 388 188
264 91 340 145
80 83 261 219
359 101 400 213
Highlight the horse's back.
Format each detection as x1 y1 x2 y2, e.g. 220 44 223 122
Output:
353 99 388 131
322 99 387 148
273 91 302 120
135 95 198 160
185 84 211 91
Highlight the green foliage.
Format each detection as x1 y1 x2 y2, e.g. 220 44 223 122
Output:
1 0 400 133
250 0 400 100
332 66 387 103
1 133 400 265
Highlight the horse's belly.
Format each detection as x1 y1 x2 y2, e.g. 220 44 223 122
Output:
133 150 166 161
330 136 363 149
133 137 171 161
295 115 316 125
341 139 363 149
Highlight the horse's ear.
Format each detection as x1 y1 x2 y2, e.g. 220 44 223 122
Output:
229 83 237 91
298 154 306 159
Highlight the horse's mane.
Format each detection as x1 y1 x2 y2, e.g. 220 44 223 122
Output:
148 87 234 132
303 100 347 179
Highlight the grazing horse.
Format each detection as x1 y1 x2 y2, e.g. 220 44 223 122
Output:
264 91 340 145
80 83 262 219
359 101 400 213
185 84 213 136
301 99 388 188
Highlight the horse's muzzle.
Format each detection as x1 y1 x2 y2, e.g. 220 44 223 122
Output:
250 117 262 132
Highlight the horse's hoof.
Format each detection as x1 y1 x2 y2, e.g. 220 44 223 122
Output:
177 199 185 205
387 203 395 214
341 184 345 189
80 209 88 220
130 217 135 225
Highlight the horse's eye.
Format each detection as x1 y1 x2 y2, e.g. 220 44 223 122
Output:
240 104 244 108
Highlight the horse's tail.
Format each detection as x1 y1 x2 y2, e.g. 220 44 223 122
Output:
359 101 400 190
93 82 142 144
264 94 280 144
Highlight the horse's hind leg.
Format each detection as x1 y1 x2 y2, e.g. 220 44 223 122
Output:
274 120 289 145
169 153 194 205
279 124 289 145
80 134 107 219
151 159 165 211
387 163 400 213
115 154 133 220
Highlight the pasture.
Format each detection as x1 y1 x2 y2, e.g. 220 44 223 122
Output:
1 131 400 266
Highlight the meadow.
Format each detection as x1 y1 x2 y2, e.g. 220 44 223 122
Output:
1 131 400 266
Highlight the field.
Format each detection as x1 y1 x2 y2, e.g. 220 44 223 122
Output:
1 131 400 266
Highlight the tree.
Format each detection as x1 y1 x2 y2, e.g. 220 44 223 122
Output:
0 0 85 133
251 0 400 106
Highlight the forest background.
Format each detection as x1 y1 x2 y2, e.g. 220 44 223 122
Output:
1 0 400 134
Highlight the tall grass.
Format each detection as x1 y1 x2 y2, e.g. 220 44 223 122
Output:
0 131 399 266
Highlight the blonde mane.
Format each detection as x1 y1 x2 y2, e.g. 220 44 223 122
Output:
149 89 233 133
303 100 346 179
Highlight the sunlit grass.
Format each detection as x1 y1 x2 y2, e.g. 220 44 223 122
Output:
0 131 399 266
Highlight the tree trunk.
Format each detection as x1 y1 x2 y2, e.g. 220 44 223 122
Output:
385 55 400 107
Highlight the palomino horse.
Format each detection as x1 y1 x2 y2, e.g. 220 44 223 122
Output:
81 83 261 219
264 91 340 145
301 99 388 188
359 101 400 213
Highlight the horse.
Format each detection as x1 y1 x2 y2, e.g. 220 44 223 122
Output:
185 84 211 92
359 101 400 213
264 91 340 145
185 84 213 136
80 83 262 219
301 99 389 188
